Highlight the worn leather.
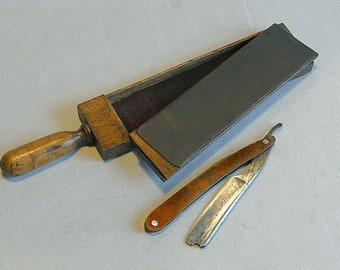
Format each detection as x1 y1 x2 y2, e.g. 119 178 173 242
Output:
137 24 318 167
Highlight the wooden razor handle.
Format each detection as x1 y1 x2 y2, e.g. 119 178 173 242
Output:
0 124 93 177
144 135 276 233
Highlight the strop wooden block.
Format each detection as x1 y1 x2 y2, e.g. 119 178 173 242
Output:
1 23 318 181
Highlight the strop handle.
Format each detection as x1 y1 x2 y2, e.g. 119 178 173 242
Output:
0 124 93 177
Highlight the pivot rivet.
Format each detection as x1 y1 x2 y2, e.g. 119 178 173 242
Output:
263 138 269 145
151 220 158 227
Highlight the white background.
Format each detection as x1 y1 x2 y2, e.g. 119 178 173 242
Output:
1 1 339 269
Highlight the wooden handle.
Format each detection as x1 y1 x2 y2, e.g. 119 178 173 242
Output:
0 124 93 177
144 135 275 233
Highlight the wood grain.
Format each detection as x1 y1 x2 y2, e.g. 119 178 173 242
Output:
130 130 178 180
78 95 130 160
1 24 312 177
144 135 275 233
0 125 92 177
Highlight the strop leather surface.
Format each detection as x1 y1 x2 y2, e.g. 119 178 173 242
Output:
137 24 318 167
